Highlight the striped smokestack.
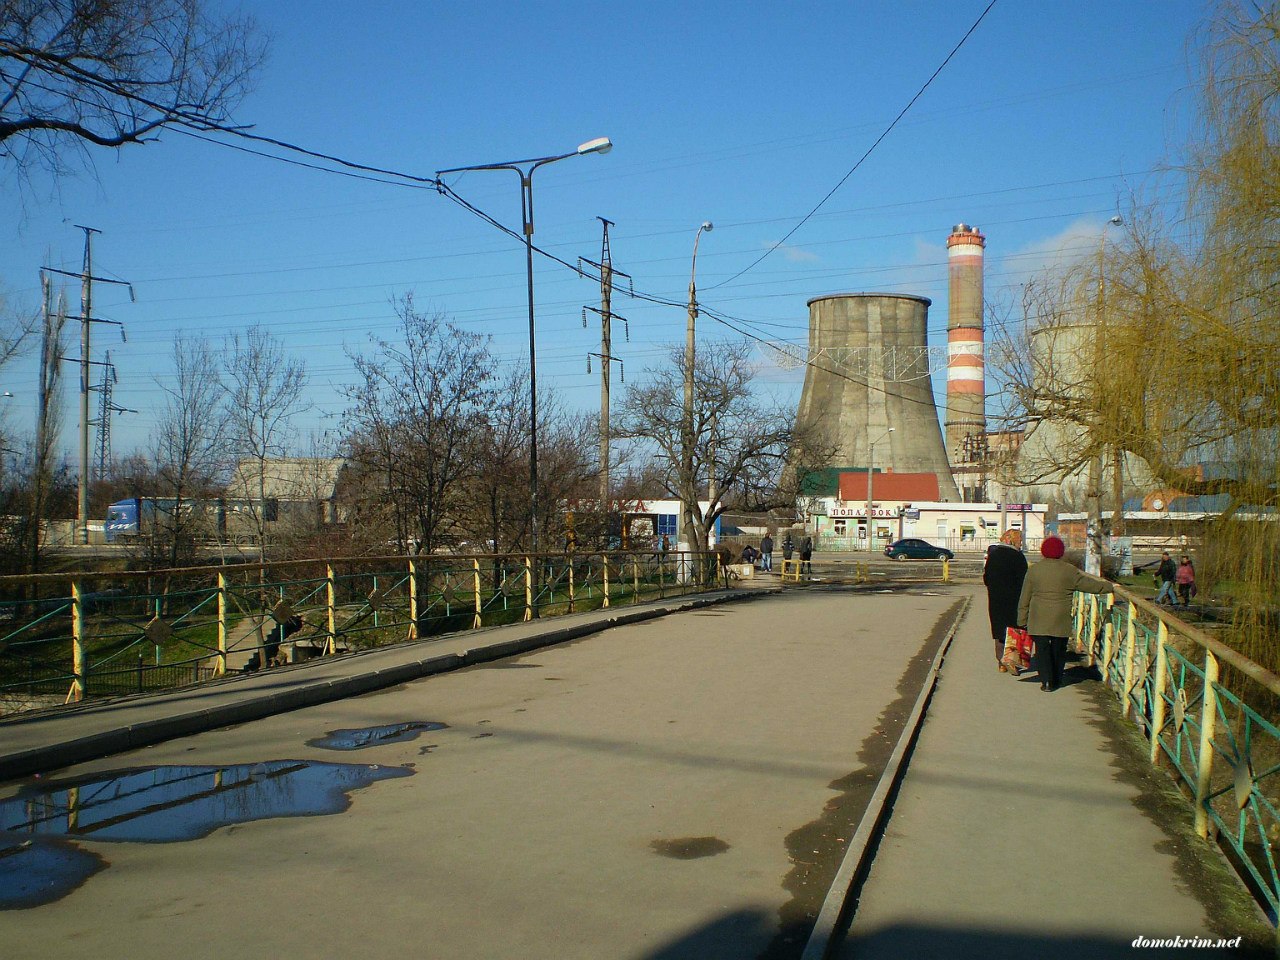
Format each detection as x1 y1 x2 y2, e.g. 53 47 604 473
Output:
945 223 986 465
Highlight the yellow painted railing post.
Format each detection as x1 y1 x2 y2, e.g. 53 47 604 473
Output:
602 554 611 608
473 558 483 629
408 558 419 640
1150 620 1169 765
1194 649 1220 839
1121 614 1138 720
326 564 337 655
633 557 642 602
524 556 533 622
69 579 85 703
568 557 576 613
648 556 657 600
216 572 228 677
1071 593 1084 648
941 557 950 583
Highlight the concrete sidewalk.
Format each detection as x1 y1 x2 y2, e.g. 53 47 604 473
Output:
833 585 1272 958
0 586 765 782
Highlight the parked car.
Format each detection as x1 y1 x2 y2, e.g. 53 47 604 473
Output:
884 538 953 561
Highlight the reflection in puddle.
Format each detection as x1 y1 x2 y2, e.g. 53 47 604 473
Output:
307 721 448 751
0 760 412 908
0 834 106 909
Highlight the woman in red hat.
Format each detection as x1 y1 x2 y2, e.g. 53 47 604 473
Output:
1016 535 1114 692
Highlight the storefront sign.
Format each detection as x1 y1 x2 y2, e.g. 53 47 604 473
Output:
828 506 899 519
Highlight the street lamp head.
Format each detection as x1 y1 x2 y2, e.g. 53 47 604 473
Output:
577 137 612 156
701 221 714 232
1107 215 1123 226
888 427 896 433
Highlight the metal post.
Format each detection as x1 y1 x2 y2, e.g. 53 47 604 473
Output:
1150 620 1170 764
326 564 337 656
70 579 85 702
473 558 483 629
634 556 642 602
524 555 534 622
602 553 611 608
216 572 228 677
408 558 419 640
568 556 576 612
1194 649 1220 838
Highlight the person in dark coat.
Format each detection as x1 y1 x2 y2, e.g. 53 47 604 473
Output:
760 533 774 572
799 535 814 577
983 530 1029 671
1017 535 1114 692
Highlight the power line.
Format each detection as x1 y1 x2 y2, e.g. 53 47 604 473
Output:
710 0 1000 289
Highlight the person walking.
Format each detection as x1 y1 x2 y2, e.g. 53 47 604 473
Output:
760 533 774 572
1017 535 1114 692
1154 551 1178 605
1176 554 1197 606
984 530 1029 673
799 534 814 578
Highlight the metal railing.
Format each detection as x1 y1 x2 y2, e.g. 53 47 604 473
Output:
1073 586 1280 922
0 549 721 713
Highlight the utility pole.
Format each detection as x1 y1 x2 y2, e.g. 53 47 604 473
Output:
580 218 631 530
90 351 134 485
77 225 98 546
45 227 132 545
93 352 113 484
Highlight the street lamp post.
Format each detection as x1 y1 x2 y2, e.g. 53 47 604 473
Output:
1086 215 1124 576
681 222 713 569
437 137 612 581
866 427 895 551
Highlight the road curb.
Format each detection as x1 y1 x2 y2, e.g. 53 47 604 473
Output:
0 587 775 782
800 595 972 960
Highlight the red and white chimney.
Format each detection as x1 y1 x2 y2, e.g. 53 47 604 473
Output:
945 224 986 465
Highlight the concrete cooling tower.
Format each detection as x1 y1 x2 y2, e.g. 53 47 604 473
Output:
1014 320 1156 507
795 293 961 501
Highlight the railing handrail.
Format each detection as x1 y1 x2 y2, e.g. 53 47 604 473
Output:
0 548 715 589
1112 584 1280 697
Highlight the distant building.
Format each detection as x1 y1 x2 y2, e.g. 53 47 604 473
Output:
803 467 1047 551
225 457 348 534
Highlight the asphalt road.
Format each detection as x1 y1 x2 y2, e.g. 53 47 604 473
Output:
1 587 965 960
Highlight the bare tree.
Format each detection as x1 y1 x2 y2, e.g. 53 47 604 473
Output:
343 296 494 555
222 324 308 559
614 343 809 552
148 333 226 568
1 0 266 179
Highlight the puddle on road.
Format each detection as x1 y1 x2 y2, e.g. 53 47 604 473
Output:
650 836 730 860
0 834 107 909
0 760 412 909
307 721 448 750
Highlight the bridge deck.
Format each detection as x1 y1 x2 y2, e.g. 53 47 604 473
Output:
0 583 1269 959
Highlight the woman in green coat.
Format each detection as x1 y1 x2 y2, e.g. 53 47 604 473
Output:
1016 535 1114 692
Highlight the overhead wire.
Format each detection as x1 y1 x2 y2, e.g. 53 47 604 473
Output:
709 0 1001 289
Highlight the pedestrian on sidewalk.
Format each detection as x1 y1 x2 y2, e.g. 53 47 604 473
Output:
760 533 774 572
1176 555 1197 606
1017 535 1115 692
799 534 813 578
984 530 1028 672
1154 551 1178 605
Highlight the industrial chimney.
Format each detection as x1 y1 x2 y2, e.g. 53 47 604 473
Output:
945 224 986 475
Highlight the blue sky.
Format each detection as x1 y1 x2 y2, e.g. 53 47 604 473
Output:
0 0 1209 462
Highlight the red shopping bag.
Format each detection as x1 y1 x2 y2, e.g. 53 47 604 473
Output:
1002 627 1033 674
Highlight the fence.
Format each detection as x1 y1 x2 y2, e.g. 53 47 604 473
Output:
1074 586 1280 923
0 549 719 714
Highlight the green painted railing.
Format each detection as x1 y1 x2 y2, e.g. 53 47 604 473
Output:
0 550 720 713
1073 587 1280 923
